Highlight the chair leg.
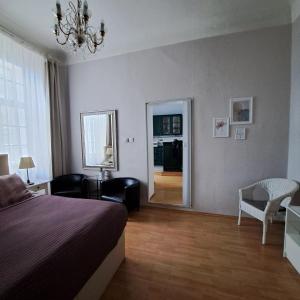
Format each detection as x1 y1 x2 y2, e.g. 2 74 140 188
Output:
238 209 242 225
262 220 268 245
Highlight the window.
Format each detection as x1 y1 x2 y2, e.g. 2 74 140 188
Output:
0 32 51 180
0 61 26 171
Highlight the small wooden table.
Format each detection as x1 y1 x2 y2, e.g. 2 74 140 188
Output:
26 180 51 195
87 176 108 199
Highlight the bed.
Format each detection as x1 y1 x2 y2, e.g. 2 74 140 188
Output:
0 174 127 300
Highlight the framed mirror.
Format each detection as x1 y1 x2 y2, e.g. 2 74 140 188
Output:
80 110 118 170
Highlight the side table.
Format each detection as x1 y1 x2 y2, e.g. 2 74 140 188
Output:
26 180 51 195
87 176 107 199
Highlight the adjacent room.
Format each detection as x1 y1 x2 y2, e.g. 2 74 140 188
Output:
147 99 191 207
0 0 300 299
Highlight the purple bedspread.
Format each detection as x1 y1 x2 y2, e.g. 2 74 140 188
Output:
0 195 127 300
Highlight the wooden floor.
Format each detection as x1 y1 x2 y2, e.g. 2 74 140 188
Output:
150 172 183 206
102 207 300 300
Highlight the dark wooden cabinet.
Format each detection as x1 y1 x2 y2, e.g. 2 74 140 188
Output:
172 115 182 135
153 116 162 136
153 114 182 136
162 116 171 135
163 141 182 172
154 146 163 166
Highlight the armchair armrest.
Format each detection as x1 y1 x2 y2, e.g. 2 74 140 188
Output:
124 182 140 210
239 182 258 201
124 182 139 190
280 196 292 209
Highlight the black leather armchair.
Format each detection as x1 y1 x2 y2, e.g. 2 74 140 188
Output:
51 174 88 198
101 178 140 211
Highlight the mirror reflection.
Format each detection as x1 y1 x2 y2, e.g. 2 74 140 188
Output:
81 110 118 170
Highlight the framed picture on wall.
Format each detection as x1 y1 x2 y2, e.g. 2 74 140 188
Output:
230 97 253 125
213 117 229 138
235 127 246 140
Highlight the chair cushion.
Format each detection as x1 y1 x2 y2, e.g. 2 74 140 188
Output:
101 193 125 203
50 174 86 195
53 191 83 198
242 199 268 211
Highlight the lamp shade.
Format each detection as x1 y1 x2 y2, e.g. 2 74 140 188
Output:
19 157 35 169
0 154 9 175
106 146 113 156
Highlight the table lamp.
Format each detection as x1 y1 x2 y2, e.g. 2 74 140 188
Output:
0 154 9 176
106 146 113 162
19 156 35 185
106 147 113 156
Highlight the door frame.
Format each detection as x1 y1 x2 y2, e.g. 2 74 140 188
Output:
146 98 192 208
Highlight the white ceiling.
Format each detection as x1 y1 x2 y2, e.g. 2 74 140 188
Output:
0 0 295 65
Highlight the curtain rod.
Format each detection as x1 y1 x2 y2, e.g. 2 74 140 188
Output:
0 24 63 64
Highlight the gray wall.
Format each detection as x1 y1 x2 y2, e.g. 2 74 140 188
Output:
288 16 300 204
288 16 300 182
68 25 291 216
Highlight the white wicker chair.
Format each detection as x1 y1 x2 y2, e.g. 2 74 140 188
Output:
238 178 299 244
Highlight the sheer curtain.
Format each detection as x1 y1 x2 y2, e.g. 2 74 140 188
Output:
83 114 106 166
0 31 51 181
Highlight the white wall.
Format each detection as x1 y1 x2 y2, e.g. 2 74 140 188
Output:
288 16 300 182
67 25 291 216
146 104 154 199
291 0 300 23
288 15 300 204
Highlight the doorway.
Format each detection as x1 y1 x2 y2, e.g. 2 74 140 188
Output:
146 99 191 208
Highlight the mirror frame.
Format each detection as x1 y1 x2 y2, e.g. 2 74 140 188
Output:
80 110 118 171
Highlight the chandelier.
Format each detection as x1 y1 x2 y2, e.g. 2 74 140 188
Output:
53 0 105 54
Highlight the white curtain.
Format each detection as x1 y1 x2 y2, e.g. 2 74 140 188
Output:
83 114 106 166
0 31 51 181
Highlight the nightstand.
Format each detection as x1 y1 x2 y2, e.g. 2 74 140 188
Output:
26 180 51 195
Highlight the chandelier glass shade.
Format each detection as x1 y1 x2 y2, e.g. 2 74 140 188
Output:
53 0 105 54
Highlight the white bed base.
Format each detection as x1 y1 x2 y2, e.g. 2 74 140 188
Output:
75 232 125 300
